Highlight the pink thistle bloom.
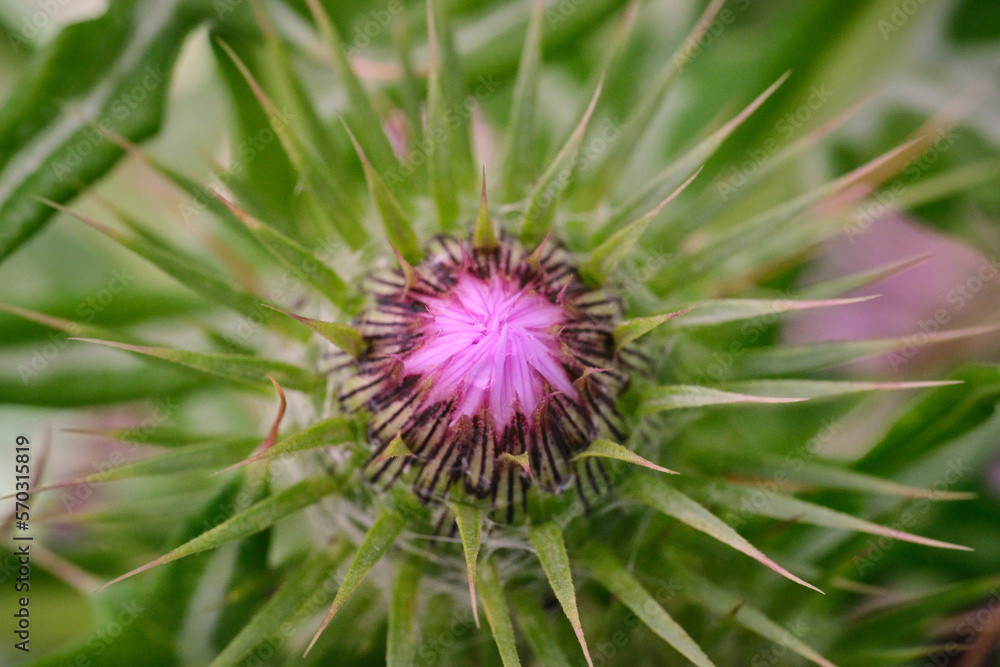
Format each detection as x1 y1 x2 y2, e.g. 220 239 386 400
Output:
341 234 628 519
404 273 578 427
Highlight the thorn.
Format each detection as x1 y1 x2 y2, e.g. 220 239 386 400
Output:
525 229 551 272
33 197 121 240
304 601 338 657
213 191 262 231
259 377 287 452
388 239 418 292
555 282 569 304
455 232 471 270
499 452 532 480
473 166 499 250
341 118 371 168
248 0 275 40
261 305 365 360
371 433 411 464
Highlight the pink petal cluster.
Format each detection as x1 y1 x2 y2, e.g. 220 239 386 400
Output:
405 273 578 428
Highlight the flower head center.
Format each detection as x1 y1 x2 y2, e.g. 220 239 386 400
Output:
405 272 578 427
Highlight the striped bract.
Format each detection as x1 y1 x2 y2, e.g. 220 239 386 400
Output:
340 234 629 519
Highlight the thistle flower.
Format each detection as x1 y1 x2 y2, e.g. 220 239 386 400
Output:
3 2 999 667
344 230 627 518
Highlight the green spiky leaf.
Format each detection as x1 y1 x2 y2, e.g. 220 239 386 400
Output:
694 480 971 550
479 561 522 667
581 544 716 667
99 475 341 589
387 559 422 667
667 296 877 328
627 476 822 593
574 438 678 474
265 306 365 359
520 80 602 241
210 541 352 667
219 415 355 473
641 385 807 413
71 338 319 392
681 573 835 667
529 522 593 667
585 169 700 283
500 0 546 201
613 307 694 352
343 122 421 263
305 508 406 655
453 502 484 627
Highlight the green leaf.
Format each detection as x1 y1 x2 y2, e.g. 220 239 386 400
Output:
720 379 962 400
580 544 715 667
529 522 593 667
264 306 365 359
343 122 421 263
696 480 971 550
305 508 406 655
0 365 203 407
584 169 701 284
872 158 1000 214
667 296 877 328
425 1 460 229
656 139 926 291
736 325 1000 376
45 199 285 328
473 171 499 250
682 573 835 667
594 0 725 196
797 255 931 299
641 385 806 413
452 502 484 627
0 302 132 343
609 72 789 234
520 80 603 242
509 594 573 667
215 38 368 249
210 541 352 667
460 0 631 86
252 2 349 180
215 195 350 308
612 307 694 352
211 471 274 653
100 131 268 248
678 93 872 235
99 475 341 590
0 289 204 346
574 438 678 475
71 338 319 392
692 448 973 500
387 559 422 667
478 561 522 667
627 476 821 593
305 0 399 181
857 364 1000 475
427 0 475 183
0 0 213 261
35 474 251 667
848 574 1000 645
33 438 257 492
218 415 355 473
500 0 546 202
209 31 300 233
389 13 425 152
